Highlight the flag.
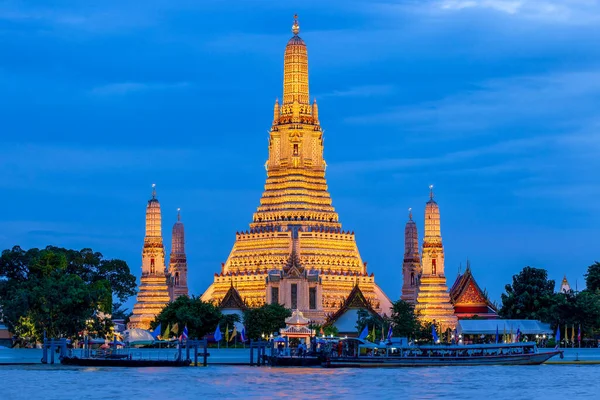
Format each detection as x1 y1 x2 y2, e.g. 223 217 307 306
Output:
386 325 393 341
180 325 188 341
163 324 171 339
151 323 161 340
515 328 521 342
371 325 376 342
495 325 499 344
225 324 229 343
509 325 513 343
319 326 324 336
555 325 561 349
503 324 506 343
571 324 575 343
432 325 439 343
381 324 384 341
230 326 237 342
578 324 581 343
214 325 222 342
240 326 247 342
359 325 368 340
172 323 179 336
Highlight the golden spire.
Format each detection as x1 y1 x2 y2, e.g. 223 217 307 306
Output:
408 207 412 220
177 207 181 222
283 14 309 105
152 183 157 199
429 184 434 200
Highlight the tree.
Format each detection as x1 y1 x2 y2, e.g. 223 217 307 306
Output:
499 266 556 321
0 246 135 341
150 296 222 339
355 309 384 341
388 300 420 338
243 303 291 340
585 262 600 293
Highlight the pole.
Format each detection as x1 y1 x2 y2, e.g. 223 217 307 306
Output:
249 340 254 366
203 339 208 367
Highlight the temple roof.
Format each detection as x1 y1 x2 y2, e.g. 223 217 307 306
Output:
283 250 304 277
285 309 310 326
325 284 381 325
219 284 247 310
450 264 497 316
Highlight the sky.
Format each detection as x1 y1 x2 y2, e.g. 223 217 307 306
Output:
1 0 599 310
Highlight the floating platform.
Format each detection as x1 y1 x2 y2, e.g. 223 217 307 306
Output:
268 355 321 367
60 356 191 367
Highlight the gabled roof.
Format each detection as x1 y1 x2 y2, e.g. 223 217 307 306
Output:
325 284 382 326
219 284 247 310
450 265 498 315
283 250 304 278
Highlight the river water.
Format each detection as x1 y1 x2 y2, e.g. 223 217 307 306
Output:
1 349 598 399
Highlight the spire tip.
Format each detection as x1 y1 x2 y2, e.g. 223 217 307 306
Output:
152 183 156 199
429 184 434 200
292 14 300 35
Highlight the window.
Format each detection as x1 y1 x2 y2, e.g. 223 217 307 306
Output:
150 258 155 274
291 284 298 309
293 143 299 156
271 287 279 305
175 272 180 286
411 272 415 286
309 287 317 310
432 259 437 275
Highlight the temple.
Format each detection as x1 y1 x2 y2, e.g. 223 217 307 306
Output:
449 262 498 319
168 208 188 299
400 208 420 304
129 187 189 329
414 186 457 331
129 185 171 329
201 16 392 323
402 188 497 325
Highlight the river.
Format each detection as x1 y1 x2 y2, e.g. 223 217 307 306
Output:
0 349 598 399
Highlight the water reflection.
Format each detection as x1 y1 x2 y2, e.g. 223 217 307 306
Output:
0 364 596 399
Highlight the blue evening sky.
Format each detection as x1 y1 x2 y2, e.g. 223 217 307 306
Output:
1 0 599 309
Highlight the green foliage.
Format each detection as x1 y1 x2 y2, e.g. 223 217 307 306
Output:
499 266 556 321
0 246 136 341
550 290 600 337
355 309 384 338
389 300 420 338
585 262 600 293
243 303 291 340
150 296 222 339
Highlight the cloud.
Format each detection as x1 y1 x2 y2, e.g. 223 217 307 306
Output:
434 0 600 24
345 71 600 139
316 84 394 98
89 81 190 96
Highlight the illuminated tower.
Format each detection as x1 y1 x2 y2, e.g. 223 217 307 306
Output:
201 16 391 322
401 208 420 305
415 186 457 331
129 185 171 330
168 208 188 300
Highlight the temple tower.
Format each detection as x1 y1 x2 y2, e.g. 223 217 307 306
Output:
401 208 420 305
129 185 171 329
168 208 188 300
201 16 391 322
560 276 572 293
415 186 457 331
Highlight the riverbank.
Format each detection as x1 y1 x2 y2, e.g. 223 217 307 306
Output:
2 347 599 366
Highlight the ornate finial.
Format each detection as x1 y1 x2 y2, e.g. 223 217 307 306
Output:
292 14 300 35
429 184 434 200
152 183 156 199
408 207 412 220
177 208 181 221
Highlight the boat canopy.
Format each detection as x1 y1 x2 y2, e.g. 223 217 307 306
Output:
457 319 552 335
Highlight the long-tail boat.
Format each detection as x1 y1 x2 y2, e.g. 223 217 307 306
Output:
322 339 562 368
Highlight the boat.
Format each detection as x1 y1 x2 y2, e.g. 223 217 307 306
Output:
322 339 563 368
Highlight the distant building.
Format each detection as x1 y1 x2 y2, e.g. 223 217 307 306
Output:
559 276 572 293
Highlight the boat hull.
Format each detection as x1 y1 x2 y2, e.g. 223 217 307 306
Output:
60 356 191 367
323 351 561 368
